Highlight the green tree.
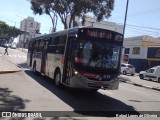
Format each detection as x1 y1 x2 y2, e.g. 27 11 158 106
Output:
29 0 114 30
0 20 25 41
31 0 58 32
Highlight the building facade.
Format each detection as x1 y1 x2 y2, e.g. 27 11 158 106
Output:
19 17 40 48
67 15 123 34
122 36 160 72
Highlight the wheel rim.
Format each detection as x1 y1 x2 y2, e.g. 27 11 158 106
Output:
140 74 143 79
123 71 126 75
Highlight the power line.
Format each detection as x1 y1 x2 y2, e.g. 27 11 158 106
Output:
112 8 160 19
126 28 157 36
126 24 160 31
126 26 159 34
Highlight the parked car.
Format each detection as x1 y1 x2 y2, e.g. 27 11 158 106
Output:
121 63 135 76
3 43 9 47
139 66 160 83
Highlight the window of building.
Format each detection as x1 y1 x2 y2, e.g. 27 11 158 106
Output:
124 48 130 54
30 23 33 28
132 47 140 54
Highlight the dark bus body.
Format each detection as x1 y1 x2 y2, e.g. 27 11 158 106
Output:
27 27 123 90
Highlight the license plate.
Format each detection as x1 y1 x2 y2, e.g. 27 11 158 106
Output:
95 82 103 86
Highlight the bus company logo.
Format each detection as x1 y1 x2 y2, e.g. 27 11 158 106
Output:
155 49 160 57
96 75 102 80
2 112 11 117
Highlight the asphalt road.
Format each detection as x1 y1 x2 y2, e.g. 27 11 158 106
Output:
0 48 160 119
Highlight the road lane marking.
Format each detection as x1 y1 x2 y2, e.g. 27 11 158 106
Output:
120 86 149 96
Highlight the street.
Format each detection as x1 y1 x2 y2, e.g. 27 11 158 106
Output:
0 48 160 119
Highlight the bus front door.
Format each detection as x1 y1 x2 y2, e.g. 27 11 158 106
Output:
62 36 75 86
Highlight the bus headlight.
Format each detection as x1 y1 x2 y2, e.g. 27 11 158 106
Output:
74 69 80 77
74 70 78 75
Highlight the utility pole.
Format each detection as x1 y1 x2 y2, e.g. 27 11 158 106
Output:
123 0 129 40
122 0 129 63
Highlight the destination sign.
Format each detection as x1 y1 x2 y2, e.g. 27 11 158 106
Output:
86 30 112 39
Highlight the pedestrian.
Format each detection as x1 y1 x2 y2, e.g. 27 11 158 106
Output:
4 46 9 55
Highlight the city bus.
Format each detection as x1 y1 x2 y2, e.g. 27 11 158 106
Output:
27 27 123 91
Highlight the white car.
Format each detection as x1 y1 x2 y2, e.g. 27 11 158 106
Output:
139 66 160 83
121 63 135 76
11 44 16 49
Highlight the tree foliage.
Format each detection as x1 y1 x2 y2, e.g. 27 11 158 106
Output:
31 0 58 32
0 20 25 40
30 0 115 30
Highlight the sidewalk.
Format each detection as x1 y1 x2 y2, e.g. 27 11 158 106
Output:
17 48 28 53
0 55 21 74
119 75 160 91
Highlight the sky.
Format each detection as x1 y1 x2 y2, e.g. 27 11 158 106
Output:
0 0 160 41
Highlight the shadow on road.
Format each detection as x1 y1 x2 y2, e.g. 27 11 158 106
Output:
17 62 29 69
25 70 139 117
0 88 30 111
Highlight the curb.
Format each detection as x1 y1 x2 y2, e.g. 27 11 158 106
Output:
0 70 21 74
119 77 160 92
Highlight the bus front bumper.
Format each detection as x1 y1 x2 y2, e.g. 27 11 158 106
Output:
69 76 119 90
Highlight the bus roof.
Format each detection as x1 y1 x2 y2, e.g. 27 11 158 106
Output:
30 26 122 41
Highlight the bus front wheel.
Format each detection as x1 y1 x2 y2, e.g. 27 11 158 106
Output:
54 70 61 87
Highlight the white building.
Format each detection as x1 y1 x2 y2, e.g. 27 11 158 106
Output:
122 35 160 72
67 15 123 34
19 17 40 48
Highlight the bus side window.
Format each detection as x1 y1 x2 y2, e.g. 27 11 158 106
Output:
56 35 67 54
28 41 32 52
56 45 65 54
38 40 44 52
59 35 67 45
48 37 57 53
35 41 40 52
32 41 36 51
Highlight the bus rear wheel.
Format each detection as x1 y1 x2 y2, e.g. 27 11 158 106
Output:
54 70 61 87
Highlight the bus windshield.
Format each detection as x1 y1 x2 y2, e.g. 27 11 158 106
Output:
74 40 121 70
